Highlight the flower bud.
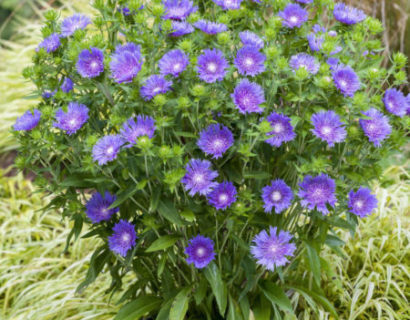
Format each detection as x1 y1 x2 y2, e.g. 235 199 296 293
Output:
392 52 407 68
153 94 167 107
217 32 230 45
191 84 207 97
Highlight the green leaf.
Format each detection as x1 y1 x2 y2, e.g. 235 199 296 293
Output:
260 281 294 315
243 171 271 180
114 295 162 320
157 200 186 226
169 287 191 320
146 235 180 252
305 241 321 287
156 300 173 320
194 277 208 305
180 209 196 222
227 295 243 320
174 131 197 138
108 186 138 209
204 262 227 316
149 186 162 212
252 295 271 320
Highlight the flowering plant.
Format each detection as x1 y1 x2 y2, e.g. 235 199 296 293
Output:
14 0 409 318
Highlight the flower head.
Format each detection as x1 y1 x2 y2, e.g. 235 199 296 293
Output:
207 181 237 210
278 3 308 29
53 102 89 135
108 220 137 257
185 235 215 268
295 0 312 3
348 187 378 218
333 3 366 25
251 227 296 271
159 49 189 77
92 135 124 165
120 115 156 146
212 0 242 10
61 14 91 37
85 191 119 223
76 48 104 78
169 21 194 37
37 33 60 53
234 46 266 77
140 75 172 100
163 0 197 20
110 43 143 83
262 180 293 213
194 20 227 35
197 49 228 83
359 108 391 147
239 31 264 49
265 112 296 147
231 79 265 114
332 65 360 97
307 33 324 52
13 109 41 131
311 111 346 147
298 174 337 215
61 78 74 93
181 159 218 196
197 124 234 159
383 88 407 117
42 90 56 99
289 53 319 75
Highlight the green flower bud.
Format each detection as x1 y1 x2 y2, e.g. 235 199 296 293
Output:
266 46 279 59
217 32 230 45
295 67 309 80
86 135 99 148
22 67 34 79
178 39 193 53
14 155 27 170
137 136 153 150
93 16 104 28
42 105 54 118
276 57 288 70
269 16 282 29
153 94 167 107
394 70 406 83
392 52 407 68
172 145 184 158
370 94 382 105
348 125 360 138
177 96 190 109
366 17 383 34
134 12 146 24
152 4 165 17
352 30 364 43
191 84 207 97
217 14 230 25
259 120 272 134
44 10 58 22
158 145 172 159
31 129 42 140
162 20 173 32
316 75 332 88
265 28 276 40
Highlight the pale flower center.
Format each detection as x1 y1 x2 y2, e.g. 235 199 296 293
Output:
271 191 282 202
269 244 278 253
173 63 181 71
69 118 77 127
312 188 323 197
122 233 130 242
207 62 217 72
290 16 298 24
106 146 114 155
321 126 332 135
273 123 283 133
213 139 223 148
339 80 347 88
153 87 161 93
355 200 363 208
219 193 228 203
196 247 206 257
193 174 204 183
91 61 98 70
244 58 254 66
368 124 375 132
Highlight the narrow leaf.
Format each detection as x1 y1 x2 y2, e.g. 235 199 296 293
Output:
114 295 162 320
169 287 191 320
260 281 294 315
305 241 321 287
204 262 227 316
146 235 180 252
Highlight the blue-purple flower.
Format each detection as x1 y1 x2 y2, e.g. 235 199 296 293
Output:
163 0 197 20
140 75 172 100
197 124 234 159
42 90 56 99
311 111 346 147
278 3 308 29
327 57 340 69
333 3 366 25
234 46 266 77
348 187 378 218
120 115 156 146
76 47 104 78
207 181 237 210
169 21 194 37
92 135 124 165
159 49 189 77
53 102 89 135
196 49 228 83
212 0 242 10
383 88 407 117
61 78 74 93
108 220 137 257
265 112 296 147
289 53 319 75
194 20 227 34
359 108 391 147
185 235 215 268
36 33 60 53
307 33 324 52
262 180 293 213
298 174 337 215
181 159 218 196
231 79 265 114
239 31 264 49
251 227 296 271
13 109 41 131
332 65 361 97
110 43 143 83
85 191 119 223
295 0 312 3
61 14 91 37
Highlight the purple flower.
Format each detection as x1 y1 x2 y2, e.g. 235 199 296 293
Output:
194 20 227 35
162 0 197 20
169 21 194 37
332 65 360 97
76 47 104 78
13 109 41 131
140 75 172 100
196 49 228 83
359 108 391 147
289 53 319 75
37 33 60 53
181 159 218 196
92 135 124 165
212 0 242 10
110 43 143 83
234 46 266 77
330 46 342 56
61 14 91 37
348 187 378 218
239 31 264 49
85 191 119 223
207 181 237 210
265 112 296 147
108 220 137 257
328 30 338 37
53 102 89 135
42 90 56 99
159 49 189 77
383 88 407 117
262 180 293 213
327 57 340 69
185 235 215 268
334 3 366 25
231 79 265 114
311 111 346 147
251 227 296 271
307 33 324 52
61 78 74 93
407 95 410 115
197 124 234 159
295 0 312 3
278 3 308 29
298 174 337 215
120 115 156 146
